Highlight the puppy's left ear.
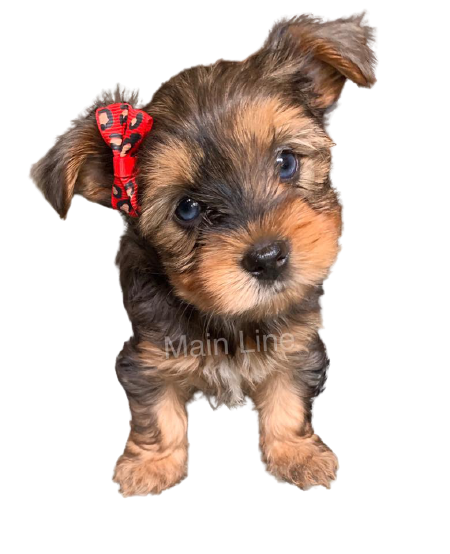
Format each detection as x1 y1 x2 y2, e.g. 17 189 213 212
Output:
30 87 145 216
31 107 114 219
259 13 376 109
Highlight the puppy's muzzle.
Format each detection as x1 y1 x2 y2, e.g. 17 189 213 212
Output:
241 239 290 282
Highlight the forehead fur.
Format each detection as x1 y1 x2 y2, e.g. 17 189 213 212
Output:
137 60 339 253
235 97 332 153
139 75 331 192
141 93 330 175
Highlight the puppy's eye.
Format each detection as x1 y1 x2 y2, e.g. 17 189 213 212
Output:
276 151 298 181
175 197 202 224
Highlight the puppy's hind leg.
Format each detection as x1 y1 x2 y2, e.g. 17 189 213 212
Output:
113 339 189 496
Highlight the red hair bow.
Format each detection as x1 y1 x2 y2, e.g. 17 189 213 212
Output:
96 103 153 217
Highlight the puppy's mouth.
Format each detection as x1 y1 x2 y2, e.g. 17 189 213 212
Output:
248 270 291 299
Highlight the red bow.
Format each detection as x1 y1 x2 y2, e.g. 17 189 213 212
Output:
96 103 153 217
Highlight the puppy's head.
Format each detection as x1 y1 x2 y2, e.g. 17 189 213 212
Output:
32 14 375 319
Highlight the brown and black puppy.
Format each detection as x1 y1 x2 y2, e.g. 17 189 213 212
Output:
31 14 376 496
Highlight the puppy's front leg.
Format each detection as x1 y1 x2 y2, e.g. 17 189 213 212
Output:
253 367 338 490
113 340 189 496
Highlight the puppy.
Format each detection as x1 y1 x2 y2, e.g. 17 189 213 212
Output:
32 14 376 496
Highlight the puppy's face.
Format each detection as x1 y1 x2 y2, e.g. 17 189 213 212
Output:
32 15 375 320
139 76 341 318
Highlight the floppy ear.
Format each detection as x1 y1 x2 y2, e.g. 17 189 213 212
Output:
31 90 138 218
262 14 376 109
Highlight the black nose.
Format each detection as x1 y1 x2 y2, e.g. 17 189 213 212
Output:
242 240 290 281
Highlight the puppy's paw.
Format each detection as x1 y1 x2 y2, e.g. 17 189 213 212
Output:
285 443 338 490
265 434 338 490
113 445 187 497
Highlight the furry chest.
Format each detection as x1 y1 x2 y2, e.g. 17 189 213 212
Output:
195 349 277 407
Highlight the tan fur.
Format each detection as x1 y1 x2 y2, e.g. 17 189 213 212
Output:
113 385 188 496
157 387 188 452
266 14 376 109
144 138 200 187
116 313 335 494
172 197 340 317
113 442 187 496
50 125 111 217
137 139 207 272
252 371 338 489
139 340 201 376
236 97 333 153
137 310 319 407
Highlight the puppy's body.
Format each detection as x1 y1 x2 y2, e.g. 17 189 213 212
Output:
118 226 326 407
32 15 375 495
116 228 331 493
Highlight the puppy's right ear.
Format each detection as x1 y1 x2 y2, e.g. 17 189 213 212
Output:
31 92 137 218
256 14 376 110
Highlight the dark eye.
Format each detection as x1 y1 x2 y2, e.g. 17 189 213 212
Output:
276 151 298 181
175 197 202 224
